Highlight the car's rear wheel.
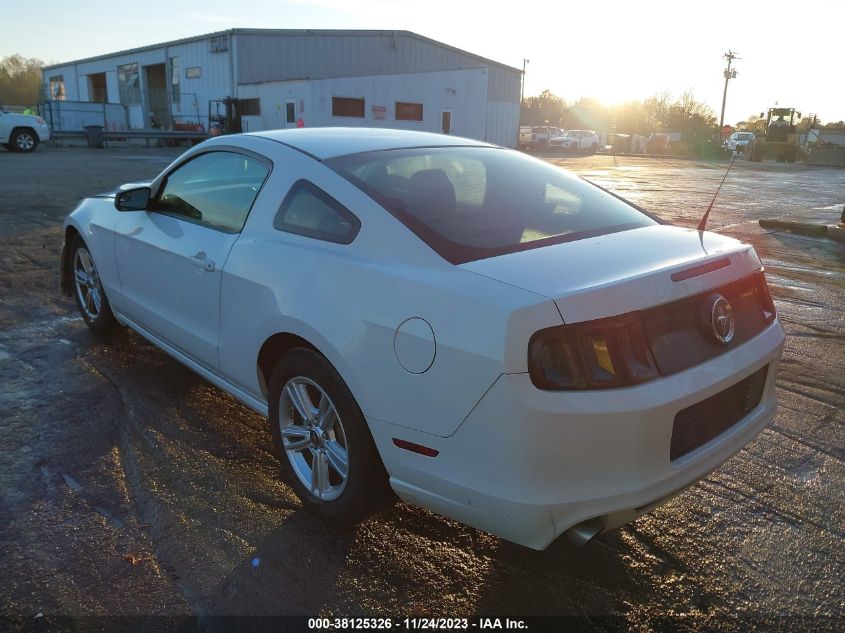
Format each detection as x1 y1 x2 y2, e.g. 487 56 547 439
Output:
11 129 38 153
70 236 119 335
268 348 394 523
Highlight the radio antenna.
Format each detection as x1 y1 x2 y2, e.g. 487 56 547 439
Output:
698 155 737 232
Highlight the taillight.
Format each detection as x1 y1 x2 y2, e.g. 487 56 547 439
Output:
529 316 659 390
756 272 776 322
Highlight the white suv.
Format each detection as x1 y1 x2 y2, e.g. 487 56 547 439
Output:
1 110 50 152
557 130 600 152
724 132 755 153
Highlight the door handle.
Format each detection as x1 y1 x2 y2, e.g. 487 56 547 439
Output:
189 253 216 272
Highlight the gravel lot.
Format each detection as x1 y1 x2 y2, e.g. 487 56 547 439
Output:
1 146 843 631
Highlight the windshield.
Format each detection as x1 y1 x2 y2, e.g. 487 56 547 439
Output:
326 147 656 264
737 133 754 140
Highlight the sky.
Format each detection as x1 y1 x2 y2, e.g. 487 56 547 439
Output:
3 0 843 126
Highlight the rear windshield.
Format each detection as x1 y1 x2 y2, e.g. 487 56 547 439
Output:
326 146 656 264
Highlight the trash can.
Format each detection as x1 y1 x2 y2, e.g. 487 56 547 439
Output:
83 125 104 149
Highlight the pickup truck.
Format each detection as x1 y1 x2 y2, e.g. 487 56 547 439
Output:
1 110 50 152
518 125 565 151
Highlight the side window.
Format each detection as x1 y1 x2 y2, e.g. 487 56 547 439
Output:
274 180 360 244
156 151 270 232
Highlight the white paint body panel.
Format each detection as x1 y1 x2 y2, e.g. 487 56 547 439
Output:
63 129 785 549
0 111 51 143
462 225 762 323
112 212 237 368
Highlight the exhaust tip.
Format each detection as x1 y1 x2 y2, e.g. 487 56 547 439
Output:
564 518 604 547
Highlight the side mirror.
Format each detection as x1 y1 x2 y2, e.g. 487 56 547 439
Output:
115 186 151 211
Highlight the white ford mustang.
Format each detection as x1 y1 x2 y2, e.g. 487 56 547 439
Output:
60 128 785 549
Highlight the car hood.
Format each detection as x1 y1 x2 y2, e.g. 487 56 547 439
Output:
460 225 762 323
2 112 43 124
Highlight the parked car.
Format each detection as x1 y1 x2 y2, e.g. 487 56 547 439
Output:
724 131 755 153
60 128 785 550
557 129 600 152
0 110 50 152
521 126 565 151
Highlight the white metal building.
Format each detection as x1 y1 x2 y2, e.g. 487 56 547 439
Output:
41 29 522 147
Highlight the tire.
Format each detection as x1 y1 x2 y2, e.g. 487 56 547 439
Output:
69 236 119 336
268 348 394 524
11 128 39 153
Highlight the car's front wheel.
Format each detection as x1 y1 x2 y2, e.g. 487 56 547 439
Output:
268 348 394 523
11 129 39 153
70 236 119 335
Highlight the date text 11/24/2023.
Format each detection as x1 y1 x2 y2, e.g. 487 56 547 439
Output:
307 617 528 630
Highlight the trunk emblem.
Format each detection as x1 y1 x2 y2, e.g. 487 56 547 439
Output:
703 294 736 344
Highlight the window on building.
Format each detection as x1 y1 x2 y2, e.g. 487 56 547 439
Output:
286 101 296 124
396 102 423 121
239 99 260 116
117 63 141 105
274 180 361 244
155 151 270 233
169 57 180 104
48 75 65 101
332 97 365 118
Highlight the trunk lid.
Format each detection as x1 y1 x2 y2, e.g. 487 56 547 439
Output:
461 225 762 323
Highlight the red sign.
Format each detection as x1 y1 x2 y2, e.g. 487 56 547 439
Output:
722 125 733 136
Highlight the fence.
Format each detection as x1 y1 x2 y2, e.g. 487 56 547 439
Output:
39 92 206 132
40 100 129 132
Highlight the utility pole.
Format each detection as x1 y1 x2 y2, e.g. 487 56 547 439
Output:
718 50 739 148
521 58 529 105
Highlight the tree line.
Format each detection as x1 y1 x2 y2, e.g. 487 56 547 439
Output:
735 113 845 134
0 55 44 107
4 52 844 133
520 89 845 144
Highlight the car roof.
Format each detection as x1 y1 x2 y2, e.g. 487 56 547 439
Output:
249 127 493 160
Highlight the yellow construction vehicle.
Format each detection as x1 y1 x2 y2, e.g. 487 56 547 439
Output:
749 107 800 162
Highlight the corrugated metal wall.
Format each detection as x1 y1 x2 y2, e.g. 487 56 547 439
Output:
486 65 520 103
42 38 233 129
236 31 521 106
41 30 520 139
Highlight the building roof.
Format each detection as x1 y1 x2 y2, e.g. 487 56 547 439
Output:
249 127 492 160
43 29 520 74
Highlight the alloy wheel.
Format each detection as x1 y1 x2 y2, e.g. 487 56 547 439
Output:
73 247 102 320
279 376 349 501
16 133 35 151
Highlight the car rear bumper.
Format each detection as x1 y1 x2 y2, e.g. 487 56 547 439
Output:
372 319 785 549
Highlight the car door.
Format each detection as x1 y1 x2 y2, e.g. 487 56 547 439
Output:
113 149 271 368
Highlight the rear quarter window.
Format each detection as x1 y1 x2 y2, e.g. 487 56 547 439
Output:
274 180 361 244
